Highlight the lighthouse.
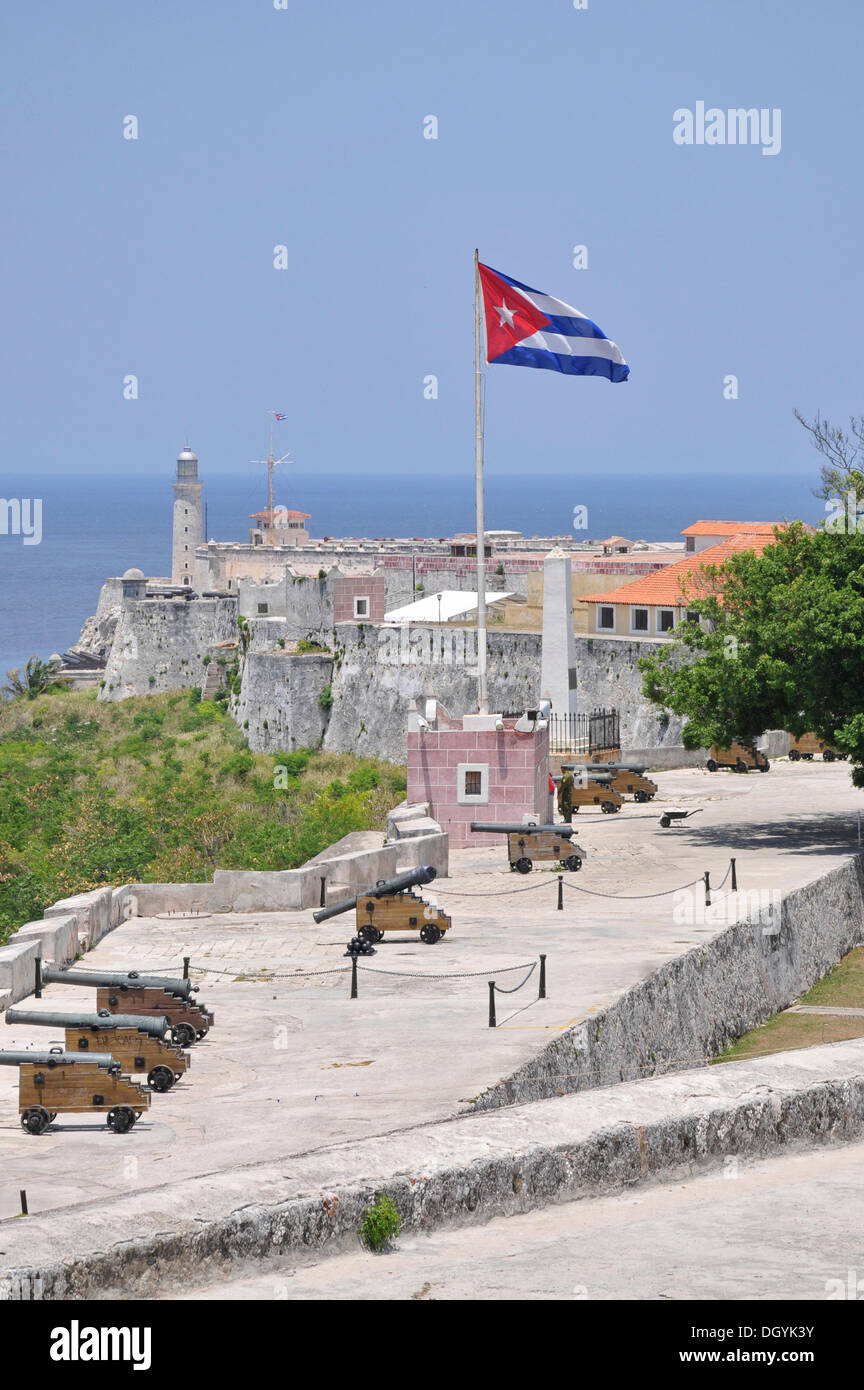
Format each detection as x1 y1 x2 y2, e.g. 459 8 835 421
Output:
172 445 203 586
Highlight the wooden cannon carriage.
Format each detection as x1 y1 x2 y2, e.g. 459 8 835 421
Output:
1 1049 150 1135
707 742 770 773
470 822 587 874
5 1008 190 1091
559 769 623 813
41 968 214 1047
585 762 658 803
313 865 451 944
789 733 847 762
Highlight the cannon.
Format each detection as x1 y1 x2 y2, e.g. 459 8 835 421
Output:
470 822 587 874
313 865 451 944
0 1049 150 1135
706 742 770 773
41 967 214 1045
5 1009 190 1091
584 764 658 802
559 769 623 814
789 733 848 762
41 968 198 1000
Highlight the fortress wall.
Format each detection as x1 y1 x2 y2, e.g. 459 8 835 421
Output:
322 625 687 764
99 597 238 701
235 650 333 753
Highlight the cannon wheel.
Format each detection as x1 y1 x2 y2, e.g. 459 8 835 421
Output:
634 790 648 803
823 749 835 762
107 1106 135 1134
706 759 718 772
789 748 801 761
564 855 582 872
601 800 618 814
170 1023 197 1049
758 762 770 772
147 1065 175 1093
21 1106 50 1135
420 924 442 944
514 857 533 874
735 759 748 773
660 815 671 828
360 924 384 944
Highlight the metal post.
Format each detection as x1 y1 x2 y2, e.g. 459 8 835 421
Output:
539 954 546 999
730 858 737 891
319 877 327 908
704 871 711 907
182 956 190 980
488 980 496 1028
557 875 563 910
34 957 41 1000
350 953 358 1000
474 248 488 714
19 1190 28 1217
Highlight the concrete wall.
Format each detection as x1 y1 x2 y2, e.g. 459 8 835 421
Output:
8 916 78 966
100 597 238 701
44 888 115 949
473 856 864 1110
0 940 40 1007
407 725 549 847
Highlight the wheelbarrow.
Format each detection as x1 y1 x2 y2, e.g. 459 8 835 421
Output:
659 808 703 829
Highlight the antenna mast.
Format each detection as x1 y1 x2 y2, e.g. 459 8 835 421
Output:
251 412 293 546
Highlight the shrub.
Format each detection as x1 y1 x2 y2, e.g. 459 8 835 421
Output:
318 684 333 711
358 1194 401 1251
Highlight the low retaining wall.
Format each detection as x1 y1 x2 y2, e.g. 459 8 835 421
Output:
5 1054 864 1299
0 941 40 1006
473 857 864 1109
8 916 78 967
44 888 114 949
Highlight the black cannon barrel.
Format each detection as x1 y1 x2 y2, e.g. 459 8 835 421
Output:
0 1049 118 1068
313 864 437 923
559 769 613 782
585 761 648 773
41 968 198 999
5 1009 170 1038
470 822 577 838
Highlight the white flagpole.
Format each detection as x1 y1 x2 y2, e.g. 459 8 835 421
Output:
474 248 488 714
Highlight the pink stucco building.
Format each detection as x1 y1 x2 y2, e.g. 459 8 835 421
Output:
406 703 550 847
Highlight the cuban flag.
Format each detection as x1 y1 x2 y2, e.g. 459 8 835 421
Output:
478 262 629 383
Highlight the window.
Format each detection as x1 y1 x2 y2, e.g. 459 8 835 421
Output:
354 596 370 618
685 610 700 626
657 609 675 633
597 605 615 631
257 603 269 615
630 607 649 633
685 536 695 552
457 763 489 804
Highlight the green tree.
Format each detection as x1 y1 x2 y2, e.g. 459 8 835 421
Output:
2 657 65 701
639 524 864 784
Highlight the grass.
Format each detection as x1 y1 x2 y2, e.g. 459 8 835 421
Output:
713 946 864 1063
0 686 406 942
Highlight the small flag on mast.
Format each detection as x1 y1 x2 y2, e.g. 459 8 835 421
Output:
478 263 629 383
274 413 287 420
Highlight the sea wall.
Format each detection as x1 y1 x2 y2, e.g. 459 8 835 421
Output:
472 856 864 1109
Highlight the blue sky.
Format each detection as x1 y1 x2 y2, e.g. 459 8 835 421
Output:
1 1 861 480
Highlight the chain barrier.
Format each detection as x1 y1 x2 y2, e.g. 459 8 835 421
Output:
561 874 705 900
357 961 537 981
492 962 537 995
431 879 555 898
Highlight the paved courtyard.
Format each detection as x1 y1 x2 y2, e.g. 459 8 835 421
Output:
0 760 861 1225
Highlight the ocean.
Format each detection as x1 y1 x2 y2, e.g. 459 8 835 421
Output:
0 471 823 679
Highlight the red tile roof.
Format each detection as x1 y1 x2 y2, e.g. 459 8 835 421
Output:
581 534 777 607
680 520 780 537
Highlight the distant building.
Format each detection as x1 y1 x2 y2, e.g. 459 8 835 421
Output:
681 520 778 553
579 531 780 638
598 535 633 555
249 508 311 547
172 446 203 586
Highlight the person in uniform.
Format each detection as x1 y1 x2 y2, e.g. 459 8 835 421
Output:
557 767 575 823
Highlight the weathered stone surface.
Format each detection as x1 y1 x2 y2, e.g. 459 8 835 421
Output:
235 650 333 753
100 597 237 701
